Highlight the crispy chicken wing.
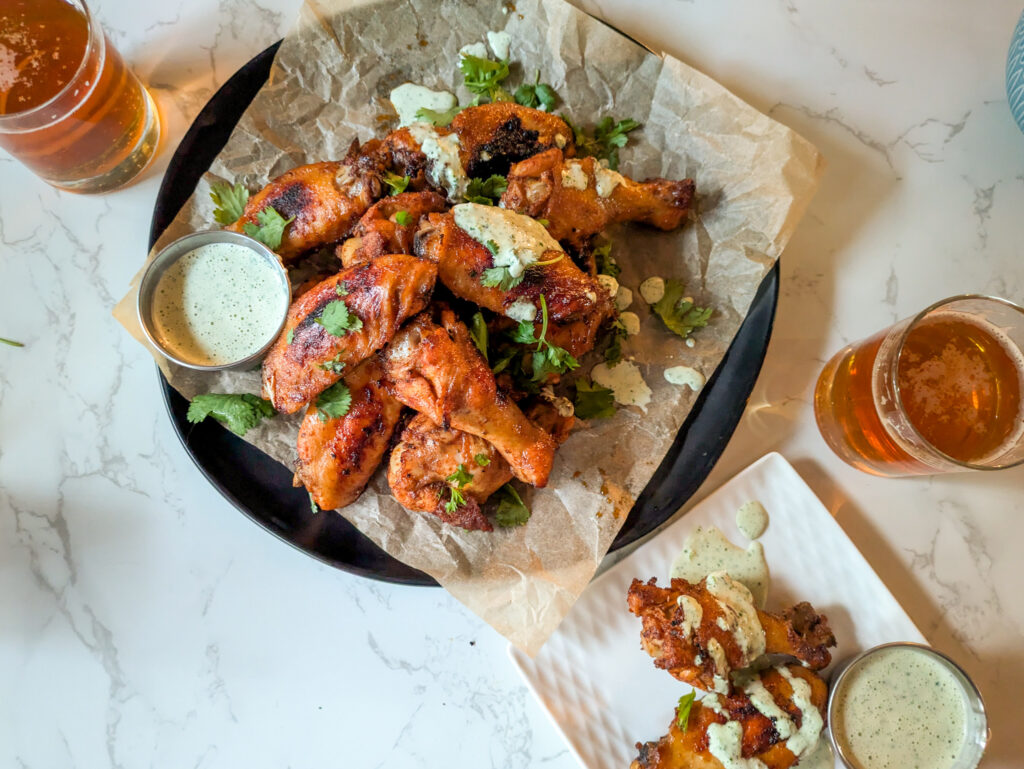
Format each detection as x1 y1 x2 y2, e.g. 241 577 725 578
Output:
294 357 404 510
501 149 696 248
262 254 437 414
387 403 574 529
337 191 447 268
416 210 613 338
627 577 835 693
226 139 388 261
382 309 557 488
632 665 828 769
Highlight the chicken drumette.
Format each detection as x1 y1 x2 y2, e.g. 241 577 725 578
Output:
337 191 448 268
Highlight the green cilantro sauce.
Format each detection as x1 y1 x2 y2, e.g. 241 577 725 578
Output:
670 525 770 608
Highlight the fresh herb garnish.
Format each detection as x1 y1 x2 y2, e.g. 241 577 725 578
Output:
564 115 641 171
286 329 295 345
309 493 319 514
318 353 346 374
469 311 489 362
416 104 463 126
316 381 352 422
394 210 413 226
314 290 363 338
464 174 508 205
383 172 410 195
514 70 558 112
460 54 512 104
573 378 616 419
481 265 522 291
594 239 620 278
242 205 295 250
443 463 474 513
494 483 530 527
186 393 276 437
676 692 696 731
512 295 579 381
0 337 24 348
209 181 249 225
603 318 628 366
474 453 491 467
652 279 712 340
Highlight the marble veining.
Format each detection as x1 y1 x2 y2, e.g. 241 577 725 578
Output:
1 0 1023 766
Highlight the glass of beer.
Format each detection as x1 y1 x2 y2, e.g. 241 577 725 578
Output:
0 0 160 193
814 295 1024 477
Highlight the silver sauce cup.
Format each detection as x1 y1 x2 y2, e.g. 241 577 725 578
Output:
827 642 989 769
136 230 291 371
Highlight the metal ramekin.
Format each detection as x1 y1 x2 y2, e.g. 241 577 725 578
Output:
137 230 291 371
827 642 990 769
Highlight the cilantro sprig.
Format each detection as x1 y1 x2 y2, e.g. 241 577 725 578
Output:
0 337 24 348
316 381 352 422
494 484 530 527
469 312 489 362
573 378 616 419
603 318 628 366
209 181 249 225
565 115 641 171
443 463 474 513
512 295 579 381
315 284 363 338
594 239 620 278
465 174 508 205
460 54 512 104
514 70 557 112
383 173 410 195
676 692 696 731
474 453 491 467
416 104 462 126
318 353 345 374
187 393 276 437
651 279 712 340
242 206 295 250
394 210 413 226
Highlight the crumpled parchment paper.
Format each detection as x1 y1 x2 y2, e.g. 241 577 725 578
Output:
114 0 823 655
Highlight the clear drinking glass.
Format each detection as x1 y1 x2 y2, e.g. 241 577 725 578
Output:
0 0 160 193
814 295 1024 477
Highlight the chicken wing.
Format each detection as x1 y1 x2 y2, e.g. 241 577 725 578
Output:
627 576 835 693
225 139 387 261
294 357 404 510
387 403 574 529
501 149 696 249
337 191 447 268
262 254 437 414
632 665 828 769
382 309 556 488
416 208 613 337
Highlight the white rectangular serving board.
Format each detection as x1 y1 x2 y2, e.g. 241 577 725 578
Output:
509 452 925 769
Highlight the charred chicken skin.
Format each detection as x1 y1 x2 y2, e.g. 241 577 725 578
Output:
632 665 828 769
262 254 437 414
337 191 448 268
501 149 696 249
382 309 557 488
627 576 835 693
387 403 574 530
294 356 404 510
226 139 388 261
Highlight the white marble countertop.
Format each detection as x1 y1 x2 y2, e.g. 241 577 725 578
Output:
2 0 1022 766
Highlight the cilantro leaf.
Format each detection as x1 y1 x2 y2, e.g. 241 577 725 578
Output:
652 279 713 340
309 493 319 514
469 311 489 362
416 104 463 126
242 205 295 250
573 378 616 419
209 181 249 225
187 393 276 437
464 174 508 205
532 344 578 381
676 692 696 731
383 173 410 195
494 484 530 527
604 318 627 366
474 453 491 466
594 239 620 278
394 210 413 226
314 299 363 338
318 353 346 374
316 381 352 422
443 463 473 513
510 320 539 345
514 71 558 112
460 54 512 103
563 115 641 171
0 337 24 348
480 265 523 290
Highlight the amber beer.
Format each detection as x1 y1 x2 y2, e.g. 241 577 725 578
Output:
0 0 159 192
815 296 1024 476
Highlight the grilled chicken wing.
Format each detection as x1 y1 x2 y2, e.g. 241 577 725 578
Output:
337 191 447 268
225 139 387 261
387 403 574 529
501 149 696 249
627 576 835 693
382 309 557 487
262 254 437 414
416 208 613 336
632 665 828 769
294 357 404 510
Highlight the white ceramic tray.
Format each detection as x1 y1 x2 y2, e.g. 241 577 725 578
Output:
509 452 925 769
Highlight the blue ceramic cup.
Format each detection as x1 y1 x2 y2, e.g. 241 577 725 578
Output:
1008 10 1024 132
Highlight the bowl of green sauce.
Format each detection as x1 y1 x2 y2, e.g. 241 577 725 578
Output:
137 230 291 371
827 642 988 769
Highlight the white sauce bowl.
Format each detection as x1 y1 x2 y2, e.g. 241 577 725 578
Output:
137 230 291 371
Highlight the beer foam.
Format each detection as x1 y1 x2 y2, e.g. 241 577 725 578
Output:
0 44 18 92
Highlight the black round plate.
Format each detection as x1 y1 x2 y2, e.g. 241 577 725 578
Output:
150 42 779 586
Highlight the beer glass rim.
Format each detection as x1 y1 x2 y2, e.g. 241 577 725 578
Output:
890 293 1024 471
0 0 99 128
